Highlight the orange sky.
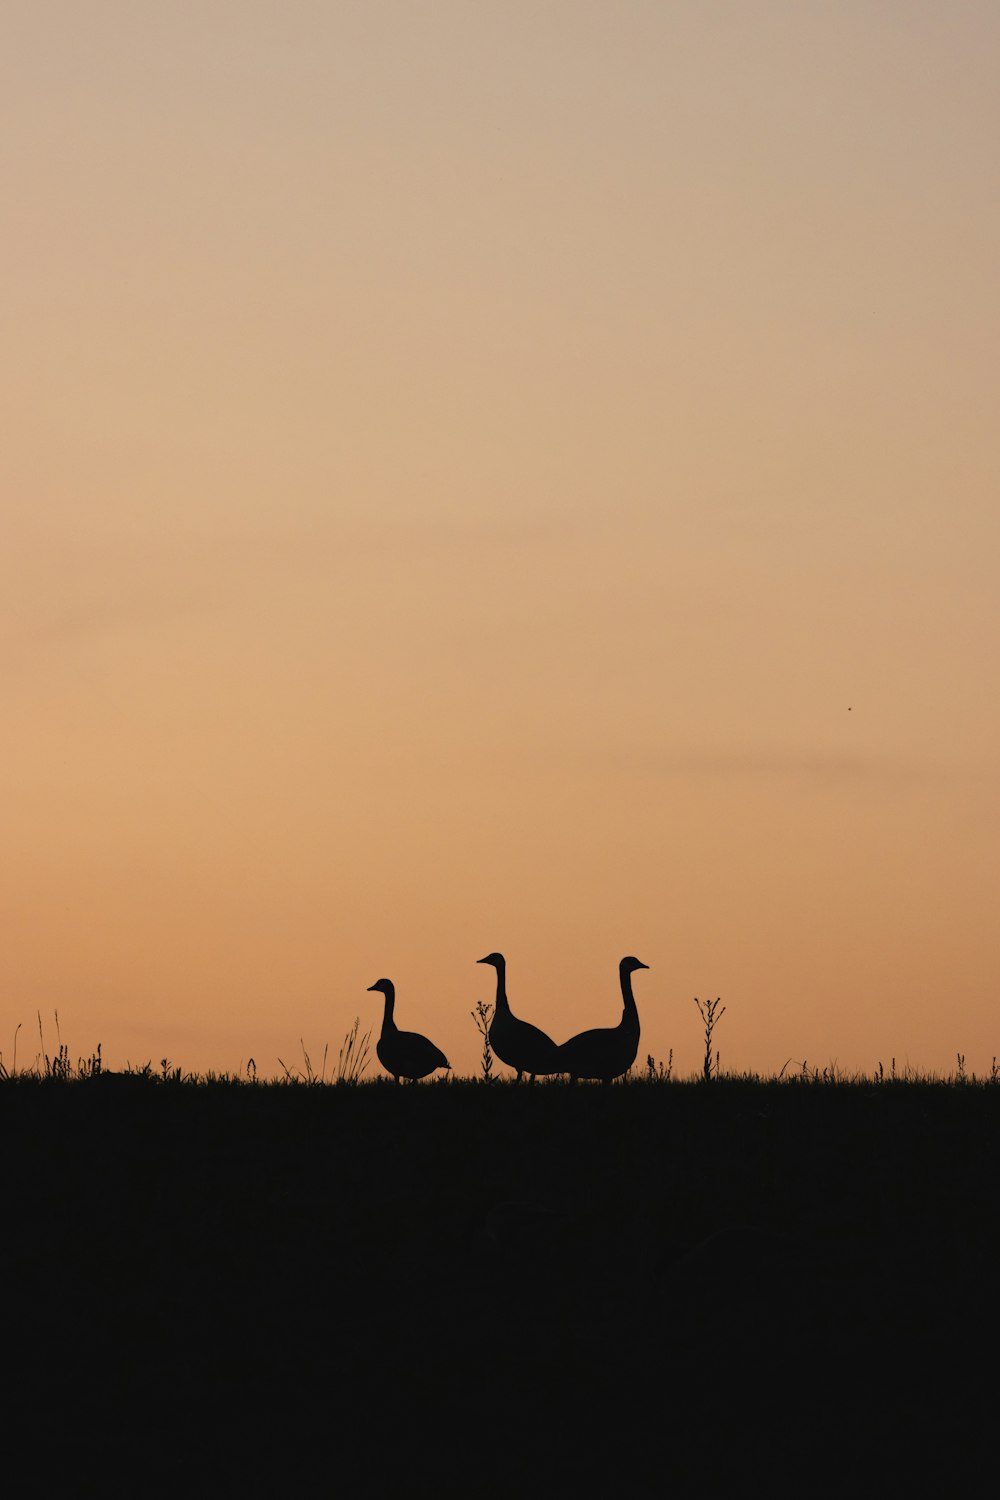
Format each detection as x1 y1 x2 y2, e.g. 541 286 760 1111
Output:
3 2 998 1078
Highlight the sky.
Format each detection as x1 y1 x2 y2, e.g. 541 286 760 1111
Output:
3 1 998 1079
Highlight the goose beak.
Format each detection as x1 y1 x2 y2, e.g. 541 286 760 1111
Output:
476 956 490 965
366 983 379 992
635 961 649 970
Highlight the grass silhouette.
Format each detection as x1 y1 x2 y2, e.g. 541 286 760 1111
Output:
4 1013 998 1491
4 989 984 1471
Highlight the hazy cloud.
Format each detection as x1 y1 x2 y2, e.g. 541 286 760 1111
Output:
624 747 970 788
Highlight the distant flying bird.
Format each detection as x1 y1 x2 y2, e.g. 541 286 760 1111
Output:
557 957 649 1084
367 979 450 1083
476 952 562 1082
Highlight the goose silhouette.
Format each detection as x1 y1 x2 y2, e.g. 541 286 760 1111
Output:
477 952 562 1082
367 979 450 1083
557 957 649 1083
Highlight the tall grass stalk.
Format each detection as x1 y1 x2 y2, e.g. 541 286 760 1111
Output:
336 1018 371 1084
694 996 726 1082
471 1000 494 1082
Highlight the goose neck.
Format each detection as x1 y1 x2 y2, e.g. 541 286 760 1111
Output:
381 985 396 1033
619 967 639 1023
492 960 509 1012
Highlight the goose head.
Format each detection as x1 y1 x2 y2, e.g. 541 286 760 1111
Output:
366 978 394 997
476 953 505 969
620 956 649 975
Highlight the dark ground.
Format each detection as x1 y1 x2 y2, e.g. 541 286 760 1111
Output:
4 1076 999 1495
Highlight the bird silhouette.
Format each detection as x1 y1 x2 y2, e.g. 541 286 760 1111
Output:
477 952 562 1082
557 957 649 1083
367 979 450 1083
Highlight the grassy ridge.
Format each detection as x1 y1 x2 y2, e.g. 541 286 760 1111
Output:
4 1075 998 1494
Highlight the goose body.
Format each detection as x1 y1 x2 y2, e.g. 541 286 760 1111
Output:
477 952 562 1082
368 979 449 1082
557 957 649 1083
